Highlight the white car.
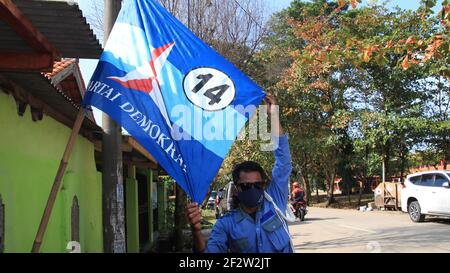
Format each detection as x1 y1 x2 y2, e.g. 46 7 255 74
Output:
207 191 217 209
401 170 450 222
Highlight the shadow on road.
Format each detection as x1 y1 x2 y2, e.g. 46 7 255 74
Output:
288 217 340 226
424 217 450 225
294 224 450 252
304 217 340 221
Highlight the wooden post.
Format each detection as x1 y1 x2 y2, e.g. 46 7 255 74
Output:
31 108 85 253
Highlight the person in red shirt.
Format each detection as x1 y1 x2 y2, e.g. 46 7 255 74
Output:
290 181 305 206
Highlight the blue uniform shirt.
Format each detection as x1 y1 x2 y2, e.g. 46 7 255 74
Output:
205 134 292 253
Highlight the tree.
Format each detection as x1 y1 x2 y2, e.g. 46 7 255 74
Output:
422 77 450 166
85 0 268 73
257 0 448 207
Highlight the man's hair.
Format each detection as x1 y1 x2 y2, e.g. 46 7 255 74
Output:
232 161 268 184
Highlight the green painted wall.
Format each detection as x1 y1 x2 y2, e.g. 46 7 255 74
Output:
125 167 139 253
0 92 103 252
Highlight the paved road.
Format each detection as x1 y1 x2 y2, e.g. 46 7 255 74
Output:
289 207 450 253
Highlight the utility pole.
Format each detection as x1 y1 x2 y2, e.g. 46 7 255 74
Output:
102 0 125 253
173 0 192 252
187 0 190 29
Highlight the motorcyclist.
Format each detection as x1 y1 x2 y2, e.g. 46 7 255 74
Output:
290 182 305 207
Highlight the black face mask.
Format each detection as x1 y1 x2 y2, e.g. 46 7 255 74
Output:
237 187 264 208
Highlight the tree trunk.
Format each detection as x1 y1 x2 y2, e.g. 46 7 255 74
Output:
302 175 312 206
384 142 391 180
400 156 405 182
300 152 311 205
357 178 366 207
399 144 408 181
316 184 320 203
325 176 335 207
359 144 369 206
441 132 449 169
347 183 351 205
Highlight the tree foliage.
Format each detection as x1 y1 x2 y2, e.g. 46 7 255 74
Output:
238 0 449 206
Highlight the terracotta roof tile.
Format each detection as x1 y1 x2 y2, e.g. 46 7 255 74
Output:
44 58 77 79
40 59 97 124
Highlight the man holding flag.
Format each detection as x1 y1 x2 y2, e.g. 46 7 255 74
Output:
186 94 293 253
83 0 293 253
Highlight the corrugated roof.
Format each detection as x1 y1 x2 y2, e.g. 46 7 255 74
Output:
0 18 32 52
10 0 102 59
1 71 99 131
0 0 101 130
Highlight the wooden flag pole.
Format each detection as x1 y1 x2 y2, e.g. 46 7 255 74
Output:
31 107 85 253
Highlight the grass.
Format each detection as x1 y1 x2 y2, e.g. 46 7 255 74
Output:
201 208 217 229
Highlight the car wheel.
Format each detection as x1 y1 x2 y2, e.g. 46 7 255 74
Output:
408 201 425 223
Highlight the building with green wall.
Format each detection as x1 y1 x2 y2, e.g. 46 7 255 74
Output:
0 0 105 253
0 71 168 253
0 90 103 252
0 0 169 253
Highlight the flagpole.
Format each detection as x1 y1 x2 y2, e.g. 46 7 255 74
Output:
173 0 192 253
102 0 126 253
31 108 85 253
187 0 190 29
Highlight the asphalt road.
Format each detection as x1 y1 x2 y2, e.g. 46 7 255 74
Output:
289 207 450 253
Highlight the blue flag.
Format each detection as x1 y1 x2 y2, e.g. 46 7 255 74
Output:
83 0 265 203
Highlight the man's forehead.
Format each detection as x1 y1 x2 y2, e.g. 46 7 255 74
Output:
238 171 262 180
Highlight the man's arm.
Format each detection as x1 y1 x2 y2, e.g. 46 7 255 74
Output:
268 134 292 210
265 94 292 210
264 93 284 137
186 203 206 252
186 202 229 253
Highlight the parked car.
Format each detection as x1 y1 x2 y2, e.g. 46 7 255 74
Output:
401 170 450 222
207 191 217 210
215 182 237 219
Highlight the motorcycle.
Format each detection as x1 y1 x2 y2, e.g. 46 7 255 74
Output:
291 200 307 221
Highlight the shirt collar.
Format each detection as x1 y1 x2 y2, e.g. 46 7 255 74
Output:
234 202 265 223
234 208 246 223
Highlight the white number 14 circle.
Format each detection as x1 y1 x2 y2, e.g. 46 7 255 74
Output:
183 67 236 111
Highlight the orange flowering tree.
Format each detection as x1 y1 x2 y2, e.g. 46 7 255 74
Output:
337 0 449 77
